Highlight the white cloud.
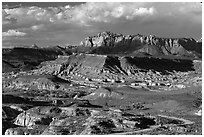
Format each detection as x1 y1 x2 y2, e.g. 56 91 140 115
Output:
2 9 17 25
133 7 155 16
31 24 44 31
2 29 26 37
2 2 201 28
68 3 156 24
2 2 157 27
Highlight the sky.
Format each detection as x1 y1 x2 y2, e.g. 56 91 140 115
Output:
2 2 202 47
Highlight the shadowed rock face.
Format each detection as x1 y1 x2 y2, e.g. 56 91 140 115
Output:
78 31 201 58
2 95 30 104
2 46 72 73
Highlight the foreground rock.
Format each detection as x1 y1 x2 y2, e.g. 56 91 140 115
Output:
5 125 47 135
14 106 91 127
5 127 29 135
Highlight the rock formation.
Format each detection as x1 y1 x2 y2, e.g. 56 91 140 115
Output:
35 53 198 83
78 31 201 58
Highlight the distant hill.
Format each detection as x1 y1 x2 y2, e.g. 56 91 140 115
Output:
2 45 72 73
70 31 201 58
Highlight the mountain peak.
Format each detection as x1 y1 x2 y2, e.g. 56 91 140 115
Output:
78 31 201 58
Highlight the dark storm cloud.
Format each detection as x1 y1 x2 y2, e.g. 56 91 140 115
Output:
2 2 202 47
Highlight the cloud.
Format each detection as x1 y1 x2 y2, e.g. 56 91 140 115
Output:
2 2 202 47
4 2 201 28
3 6 51 23
2 2 157 27
2 9 17 25
2 2 201 27
31 24 44 31
3 29 26 37
68 3 156 24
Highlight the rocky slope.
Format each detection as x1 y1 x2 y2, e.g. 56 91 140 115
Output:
77 31 201 58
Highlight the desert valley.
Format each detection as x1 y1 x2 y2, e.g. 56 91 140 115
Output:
2 31 202 135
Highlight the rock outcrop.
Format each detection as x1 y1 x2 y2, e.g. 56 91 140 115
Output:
5 127 30 135
14 111 52 127
82 88 124 100
2 106 22 120
3 77 60 91
14 106 91 127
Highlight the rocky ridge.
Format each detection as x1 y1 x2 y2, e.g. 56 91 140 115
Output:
78 31 201 57
33 53 200 82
